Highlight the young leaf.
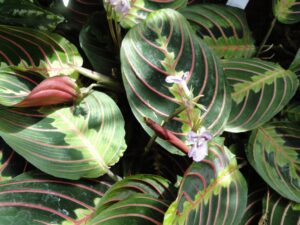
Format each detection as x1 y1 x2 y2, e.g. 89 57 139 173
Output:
223 58 299 132
121 9 231 154
247 121 300 203
0 171 112 225
0 68 78 107
0 25 83 77
0 0 64 31
0 91 126 180
14 75 79 107
273 0 300 24
181 4 256 59
164 138 248 225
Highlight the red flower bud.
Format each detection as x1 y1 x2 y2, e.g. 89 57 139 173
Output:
15 76 78 107
144 117 189 154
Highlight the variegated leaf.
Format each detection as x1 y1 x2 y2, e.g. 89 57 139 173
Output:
283 102 300 122
0 25 83 77
273 0 300 24
0 0 64 31
95 174 176 214
0 91 126 180
223 58 298 132
289 48 300 77
121 9 231 155
247 121 300 203
0 137 28 181
181 4 256 59
239 185 266 225
263 192 300 225
89 193 169 225
163 138 247 225
0 171 112 225
106 0 188 29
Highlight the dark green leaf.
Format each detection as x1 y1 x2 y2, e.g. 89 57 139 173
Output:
89 193 169 225
181 4 256 59
264 191 300 225
121 9 231 154
247 121 300 202
79 11 119 75
223 58 299 132
96 174 176 213
0 171 112 225
0 0 63 31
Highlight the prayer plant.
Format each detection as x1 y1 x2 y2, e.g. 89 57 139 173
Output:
0 0 299 224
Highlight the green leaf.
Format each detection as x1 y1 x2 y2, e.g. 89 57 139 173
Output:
0 67 43 107
239 185 267 225
283 102 300 122
181 4 256 59
79 11 119 75
0 25 83 77
0 91 126 180
50 0 103 30
223 58 299 132
95 174 176 214
247 121 300 203
121 9 231 154
89 193 169 225
273 0 300 24
0 137 28 181
289 48 300 76
264 191 300 225
107 0 188 28
164 138 248 225
0 0 63 31
0 171 112 225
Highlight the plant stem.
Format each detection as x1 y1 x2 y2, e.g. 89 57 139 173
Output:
144 105 186 153
106 169 122 182
107 17 119 51
71 65 121 91
256 17 277 57
114 19 122 50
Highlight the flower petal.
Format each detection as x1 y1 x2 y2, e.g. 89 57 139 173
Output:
188 142 208 162
165 76 184 84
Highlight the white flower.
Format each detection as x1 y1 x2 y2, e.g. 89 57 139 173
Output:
187 127 212 162
165 72 191 96
108 0 131 15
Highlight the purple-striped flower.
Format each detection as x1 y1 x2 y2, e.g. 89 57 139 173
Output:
187 128 213 162
108 0 131 15
165 72 191 96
